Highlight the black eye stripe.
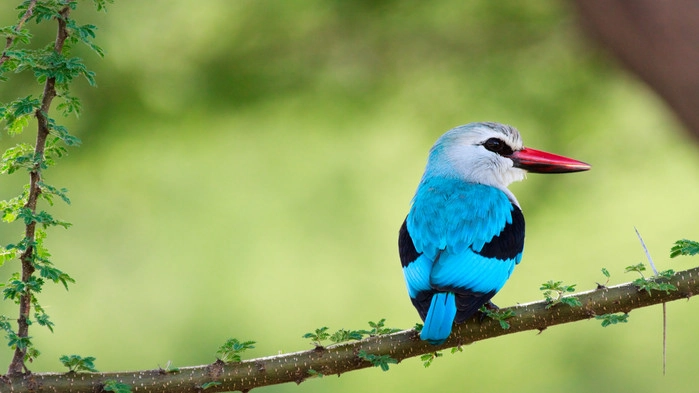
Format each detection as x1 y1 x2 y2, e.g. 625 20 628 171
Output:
482 138 514 156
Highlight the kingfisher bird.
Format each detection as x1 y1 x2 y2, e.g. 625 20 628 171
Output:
399 122 590 345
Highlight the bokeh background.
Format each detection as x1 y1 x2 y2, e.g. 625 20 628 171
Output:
1 1 699 392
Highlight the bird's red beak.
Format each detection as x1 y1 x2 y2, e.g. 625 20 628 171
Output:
510 148 591 174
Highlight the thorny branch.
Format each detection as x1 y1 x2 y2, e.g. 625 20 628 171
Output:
7 4 72 376
2 266 697 393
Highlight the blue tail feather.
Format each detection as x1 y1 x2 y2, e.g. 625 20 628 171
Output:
420 292 457 345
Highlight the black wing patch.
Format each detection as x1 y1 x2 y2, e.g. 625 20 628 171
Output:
453 289 497 324
476 204 525 261
398 217 421 267
410 290 434 322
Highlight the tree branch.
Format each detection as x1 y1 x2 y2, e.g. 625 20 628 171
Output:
0 0 37 67
7 5 72 376
3 266 697 392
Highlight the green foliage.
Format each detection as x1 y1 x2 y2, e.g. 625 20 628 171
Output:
595 313 629 327
420 351 443 368
596 267 611 288
1 143 35 174
670 239 699 258
480 306 516 329
303 319 401 347
362 318 401 336
103 380 132 393
624 263 646 275
625 263 677 294
329 329 364 343
216 338 256 363
631 277 677 295
1 0 106 372
302 326 330 347
59 354 98 372
357 350 398 372
540 280 582 309
307 368 324 378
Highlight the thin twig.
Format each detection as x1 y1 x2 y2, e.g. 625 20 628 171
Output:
634 227 666 375
0 0 37 67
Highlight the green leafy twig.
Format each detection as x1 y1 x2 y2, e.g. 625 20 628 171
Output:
480 306 516 329
302 327 330 347
59 354 98 373
625 263 677 294
362 318 401 336
357 350 398 371
670 239 699 258
303 319 401 347
597 268 611 289
1 0 108 375
216 339 256 363
595 313 629 327
420 351 443 368
329 329 364 343
540 280 582 308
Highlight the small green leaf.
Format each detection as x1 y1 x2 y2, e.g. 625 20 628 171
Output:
329 329 364 343
103 380 132 393
670 239 699 258
624 263 646 275
601 268 610 278
7 332 33 350
216 338 255 363
357 350 398 372
420 351 442 368
35 312 54 332
541 280 579 308
363 318 401 336
200 382 221 390
480 307 515 329
595 313 629 327
59 354 98 372
632 277 677 295
302 327 330 346
92 0 115 12
559 297 582 308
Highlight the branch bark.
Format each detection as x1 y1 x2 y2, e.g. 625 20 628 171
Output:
2 266 697 393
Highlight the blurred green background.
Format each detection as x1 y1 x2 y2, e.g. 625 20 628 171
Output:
1 1 698 392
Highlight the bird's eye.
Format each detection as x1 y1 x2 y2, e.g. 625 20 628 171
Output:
483 138 514 156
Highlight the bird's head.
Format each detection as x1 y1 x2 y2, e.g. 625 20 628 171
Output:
423 122 590 199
